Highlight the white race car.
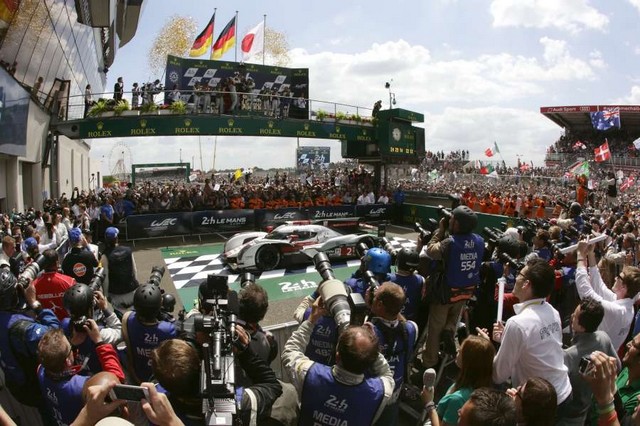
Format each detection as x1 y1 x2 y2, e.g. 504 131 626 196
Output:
222 221 379 271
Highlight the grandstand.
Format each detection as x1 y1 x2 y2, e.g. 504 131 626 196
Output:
541 105 640 173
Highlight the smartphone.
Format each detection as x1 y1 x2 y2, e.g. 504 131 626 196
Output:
578 356 592 375
109 384 150 402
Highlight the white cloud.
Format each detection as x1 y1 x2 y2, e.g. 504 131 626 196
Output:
629 0 640 13
490 0 609 33
615 85 640 104
588 50 606 69
427 107 559 166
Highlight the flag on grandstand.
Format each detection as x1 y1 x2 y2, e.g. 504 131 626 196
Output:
212 16 236 59
568 161 589 177
520 163 531 172
487 170 499 179
572 141 586 150
620 176 635 192
590 107 621 131
241 20 265 62
634 137 640 150
233 168 243 181
484 142 499 157
594 141 611 162
189 12 215 57
480 164 494 175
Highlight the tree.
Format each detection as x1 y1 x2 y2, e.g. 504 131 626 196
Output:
147 15 198 75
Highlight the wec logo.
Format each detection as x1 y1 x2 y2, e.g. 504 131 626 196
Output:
369 208 387 215
274 212 296 220
150 218 177 227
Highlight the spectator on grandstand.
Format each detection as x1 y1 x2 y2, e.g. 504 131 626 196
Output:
575 240 639 351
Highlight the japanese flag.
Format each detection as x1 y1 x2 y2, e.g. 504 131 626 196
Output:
241 21 265 62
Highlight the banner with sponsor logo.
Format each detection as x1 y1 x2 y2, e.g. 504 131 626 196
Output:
255 208 307 228
126 212 192 239
308 206 355 221
191 209 255 234
355 204 391 220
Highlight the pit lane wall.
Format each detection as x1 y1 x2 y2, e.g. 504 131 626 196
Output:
123 204 391 240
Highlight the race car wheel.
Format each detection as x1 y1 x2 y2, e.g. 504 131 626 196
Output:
255 245 281 271
361 236 376 249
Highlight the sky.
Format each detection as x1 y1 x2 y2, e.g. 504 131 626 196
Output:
93 0 640 176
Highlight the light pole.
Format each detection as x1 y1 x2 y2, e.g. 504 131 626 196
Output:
385 80 396 109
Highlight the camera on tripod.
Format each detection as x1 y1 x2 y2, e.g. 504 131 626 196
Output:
193 275 239 426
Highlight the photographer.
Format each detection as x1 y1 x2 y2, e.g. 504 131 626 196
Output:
419 206 484 370
151 335 283 425
345 247 392 298
282 298 395 425
102 226 140 310
554 202 585 234
62 283 122 374
33 248 76 320
238 283 278 368
605 232 637 270
389 248 425 323
367 282 418 425
121 283 177 384
37 323 125 425
0 268 60 414
62 227 98 285
575 239 639 351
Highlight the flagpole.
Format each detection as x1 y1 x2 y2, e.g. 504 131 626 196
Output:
495 141 506 172
234 10 239 62
210 8 217 59
262 14 267 66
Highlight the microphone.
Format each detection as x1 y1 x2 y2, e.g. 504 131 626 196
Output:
423 368 437 389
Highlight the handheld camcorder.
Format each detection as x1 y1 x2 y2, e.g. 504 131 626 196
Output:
313 252 367 330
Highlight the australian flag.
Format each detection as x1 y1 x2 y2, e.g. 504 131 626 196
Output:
590 107 621 131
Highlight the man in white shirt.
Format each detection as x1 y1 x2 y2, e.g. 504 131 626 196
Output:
481 257 572 421
575 239 639 351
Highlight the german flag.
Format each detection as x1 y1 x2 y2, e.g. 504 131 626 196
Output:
211 16 236 60
189 13 215 57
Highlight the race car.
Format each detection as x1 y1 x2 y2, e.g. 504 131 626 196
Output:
221 221 379 271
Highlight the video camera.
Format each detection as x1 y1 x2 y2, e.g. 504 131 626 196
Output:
482 227 503 246
414 219 438 243
193 275 239 426
313 252 367 330
239 272 255 288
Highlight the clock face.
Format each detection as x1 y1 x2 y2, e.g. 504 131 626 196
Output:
392 128 401 141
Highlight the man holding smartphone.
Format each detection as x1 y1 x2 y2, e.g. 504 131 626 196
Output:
37 320 124 425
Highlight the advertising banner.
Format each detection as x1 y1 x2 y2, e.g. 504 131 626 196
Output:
191 209 255 234
164 55 309 119
256 208 307 228
126 212 192 239
307 206 355 221
355 204 391 220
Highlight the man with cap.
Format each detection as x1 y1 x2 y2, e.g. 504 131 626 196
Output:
62 227 98 285
32 248 76 320
82 227 100 261
418 205 484 370
102 226 139 311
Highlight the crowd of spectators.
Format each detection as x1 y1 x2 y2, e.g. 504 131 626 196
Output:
548 128 639 158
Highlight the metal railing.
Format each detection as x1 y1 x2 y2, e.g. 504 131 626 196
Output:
54 89 376 123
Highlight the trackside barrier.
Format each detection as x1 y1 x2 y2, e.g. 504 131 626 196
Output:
263 321 299 382
124 204 392 241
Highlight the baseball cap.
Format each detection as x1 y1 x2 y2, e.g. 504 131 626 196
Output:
105 227 119 240
24 237 38 251
69 227 82 244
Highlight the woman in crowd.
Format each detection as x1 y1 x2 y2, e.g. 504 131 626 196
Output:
436 335 495 426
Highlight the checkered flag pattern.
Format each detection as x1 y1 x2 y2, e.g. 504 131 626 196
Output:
164 237 417 289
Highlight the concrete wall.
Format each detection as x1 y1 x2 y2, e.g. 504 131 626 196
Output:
57 136 92 198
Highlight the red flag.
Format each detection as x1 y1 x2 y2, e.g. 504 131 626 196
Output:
621 176 635 192
594 141 611 162
484 147 495 157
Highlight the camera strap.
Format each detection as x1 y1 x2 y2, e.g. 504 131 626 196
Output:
120 310 142 385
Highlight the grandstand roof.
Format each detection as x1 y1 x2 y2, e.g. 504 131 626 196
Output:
540 105 640 137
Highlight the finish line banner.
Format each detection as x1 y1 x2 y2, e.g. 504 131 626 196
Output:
125 205 390 239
